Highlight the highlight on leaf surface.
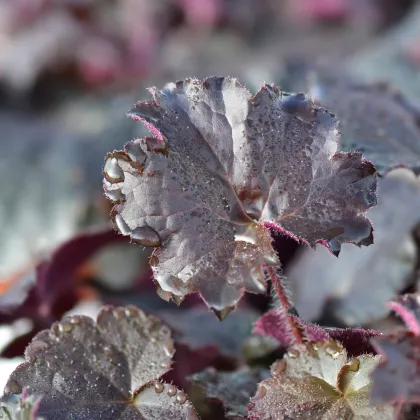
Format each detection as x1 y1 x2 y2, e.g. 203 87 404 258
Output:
287 167 420 325
248 340 393 419
2 306 198 420
103 76 377 315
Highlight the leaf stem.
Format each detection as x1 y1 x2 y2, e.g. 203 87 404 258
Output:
267 266 304 345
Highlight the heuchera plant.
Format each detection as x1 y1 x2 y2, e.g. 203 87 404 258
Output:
3 76 418 419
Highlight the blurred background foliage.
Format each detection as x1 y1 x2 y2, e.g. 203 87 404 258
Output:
1 0 420 392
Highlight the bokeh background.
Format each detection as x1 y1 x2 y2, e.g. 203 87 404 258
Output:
1 0 420 393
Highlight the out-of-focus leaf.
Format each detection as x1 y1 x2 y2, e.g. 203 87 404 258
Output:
103 76 376 315
189 366 269 419
1 390 42 420
306 70 420 174
287 168 420 325
0 227 125 325
370 293 420 411
370 331 420 411
254 307 380 356
3 305 198 419
349 2 420 101
248 340 393 419
161 307 259 358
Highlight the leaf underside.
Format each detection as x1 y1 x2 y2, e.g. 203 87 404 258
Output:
103 76 377 314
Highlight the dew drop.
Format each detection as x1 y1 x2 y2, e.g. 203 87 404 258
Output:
162 339 174 357
176 391 187 404
104 157 124 180
161 360 171 369
114 214 131 236
130 226 161 247
167 385 177 397
287 349 299 358
154 382 164 393
253 384 267 401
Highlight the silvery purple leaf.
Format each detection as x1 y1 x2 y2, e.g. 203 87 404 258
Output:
3 306 198 420
103 76 377 316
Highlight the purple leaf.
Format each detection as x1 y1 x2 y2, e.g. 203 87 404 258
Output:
103 76 377 315
3 306 198 419
254 307 380 356
370 331 420 410
287 168 420 325
248 341 393 419
189 366 269 419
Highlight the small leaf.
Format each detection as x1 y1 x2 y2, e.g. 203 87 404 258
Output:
189 366 269 419
3 306 198 419
370 330 420 409
287 167 420 324
248 340 393 419
103 76 377 314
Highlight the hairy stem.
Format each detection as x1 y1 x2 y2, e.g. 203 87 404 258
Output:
267 266 304 344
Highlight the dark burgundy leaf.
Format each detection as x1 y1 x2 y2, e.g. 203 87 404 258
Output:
287 168 420 325
254 307 380 356
189 366 269 419
248 341 393 419
0 227 125 325
3 306 198 419
371 332 420 410
103 76 376 315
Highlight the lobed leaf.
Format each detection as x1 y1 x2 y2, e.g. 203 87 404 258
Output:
2 306 198 420
248 340 393 419
103 76 377 314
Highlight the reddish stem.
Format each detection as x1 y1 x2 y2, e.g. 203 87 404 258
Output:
266 265 304 345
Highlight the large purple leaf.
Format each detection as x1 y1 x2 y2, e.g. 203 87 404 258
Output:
287 168 420 325
103 76 377 315
3 306 198 419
